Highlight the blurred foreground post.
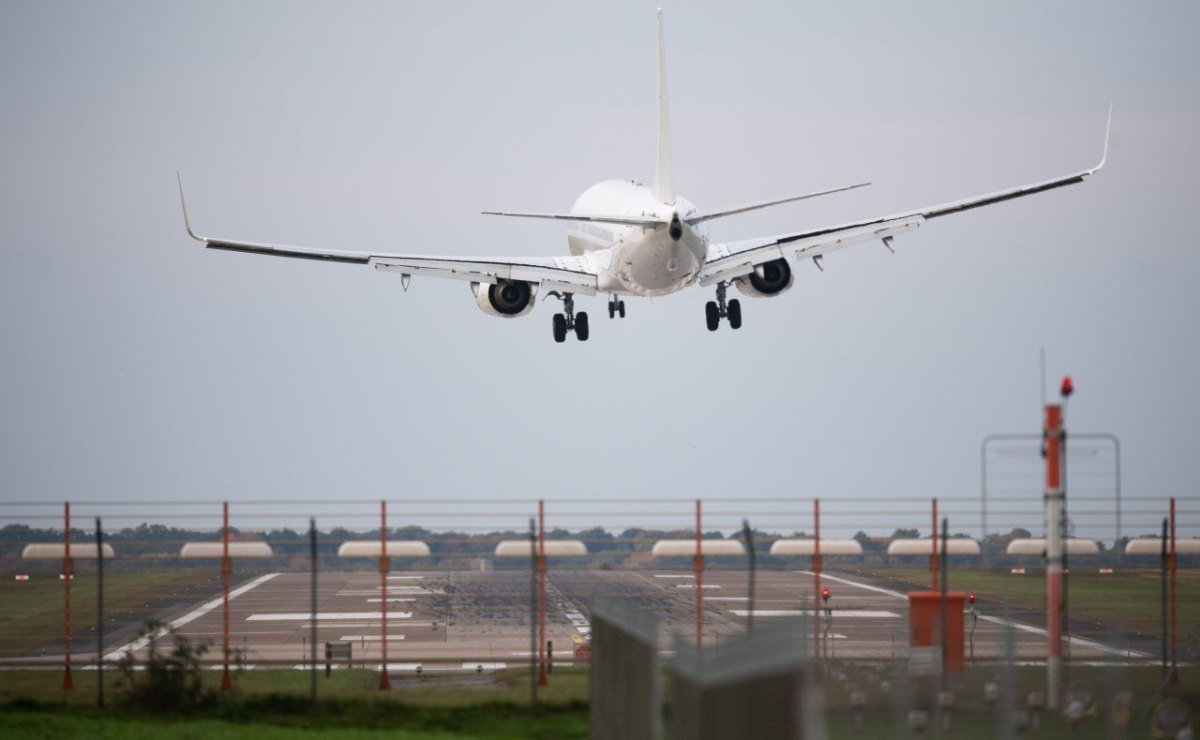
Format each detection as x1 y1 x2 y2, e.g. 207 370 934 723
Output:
379 500 390 690
96 517 104 708
221 501 232 692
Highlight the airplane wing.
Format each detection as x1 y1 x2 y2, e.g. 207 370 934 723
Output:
178 177 598 295
698 114 1110 287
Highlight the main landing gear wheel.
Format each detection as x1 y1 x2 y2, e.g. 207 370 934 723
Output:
548 291 588 343
607 296 627 319
705 282 743 331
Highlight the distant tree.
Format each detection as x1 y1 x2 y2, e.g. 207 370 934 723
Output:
891 528 920 539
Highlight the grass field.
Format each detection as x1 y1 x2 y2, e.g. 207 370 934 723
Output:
858 565 1200 639
0 665 1195 739
0 569 215 656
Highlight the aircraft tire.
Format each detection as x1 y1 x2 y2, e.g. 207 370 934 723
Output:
575 311 590 341
618 301 625 318
552 313 567 343
727 299 742 329
608 301 615 319
705 301 720 331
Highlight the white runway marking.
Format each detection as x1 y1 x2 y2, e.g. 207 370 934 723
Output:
387 576 424 580
338 635 405 642
462 662 507 670
798 570 1151 658
705 597 750 602
366 598 418 603
247 612 413 621
676 584 721 590
104 573 280 661
731 609 900 618
655 574 694 579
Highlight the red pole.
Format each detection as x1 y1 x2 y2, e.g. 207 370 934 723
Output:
63 502 73 691
1170 497 1178 683
537 499 547 686
931 498 939 591
1044 404 1064 707
695 499 703 649
813 498 821 665
221 501 231 692
379 500 390 690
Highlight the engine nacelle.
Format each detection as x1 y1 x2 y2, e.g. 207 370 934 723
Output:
733 258 793 298
472 279 536 318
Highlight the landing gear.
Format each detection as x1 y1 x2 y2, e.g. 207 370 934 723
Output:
705 282 743 331
548 292 588 343
607 295 626 319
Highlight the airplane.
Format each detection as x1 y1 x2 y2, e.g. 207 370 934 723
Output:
178 9 1109 344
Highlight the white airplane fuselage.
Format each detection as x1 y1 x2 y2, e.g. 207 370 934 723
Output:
565 179 707 297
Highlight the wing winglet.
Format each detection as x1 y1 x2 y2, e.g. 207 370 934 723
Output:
1088 103 1113 175
176 172 203 242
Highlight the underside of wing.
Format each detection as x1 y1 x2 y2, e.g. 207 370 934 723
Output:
179 175 598 296
700 113 1109 288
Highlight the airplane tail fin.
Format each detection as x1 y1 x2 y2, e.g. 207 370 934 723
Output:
654 8 674 205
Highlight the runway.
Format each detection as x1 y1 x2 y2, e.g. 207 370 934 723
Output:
86 567 1150 671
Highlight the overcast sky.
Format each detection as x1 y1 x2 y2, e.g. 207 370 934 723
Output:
2 1 1197 539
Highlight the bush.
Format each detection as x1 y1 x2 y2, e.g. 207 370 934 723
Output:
115 620 224 712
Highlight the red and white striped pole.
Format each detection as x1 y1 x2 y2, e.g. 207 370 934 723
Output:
63 501 73 691
379 500 390 690
221 501 232 692
1044 403 1064 709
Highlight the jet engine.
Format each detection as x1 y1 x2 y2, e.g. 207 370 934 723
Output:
472 279 536 318
733 258 793 298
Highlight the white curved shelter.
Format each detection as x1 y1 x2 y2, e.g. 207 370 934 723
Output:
1125 538 1200 556
180 542 274 558
336 541 431 558
493 540 588 557
651 539 745 557
22 543 116 559
887 538 981 556
769 539 863 556
1006 538 1100 556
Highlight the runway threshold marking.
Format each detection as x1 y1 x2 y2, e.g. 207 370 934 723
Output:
104 572 281 661
247 612 413 621
338 635 406 641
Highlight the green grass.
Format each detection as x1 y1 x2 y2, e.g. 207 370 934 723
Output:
0 666 1195 738
858 565 1200 637
0 569 216 656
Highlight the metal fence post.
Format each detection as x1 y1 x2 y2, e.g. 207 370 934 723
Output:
310 517 318 702
96 517 104 708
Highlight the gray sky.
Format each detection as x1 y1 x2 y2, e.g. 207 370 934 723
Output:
2 1 1197 538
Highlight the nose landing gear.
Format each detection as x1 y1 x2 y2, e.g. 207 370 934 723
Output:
548 292 589 343
705 281 741 331
607 294 626 319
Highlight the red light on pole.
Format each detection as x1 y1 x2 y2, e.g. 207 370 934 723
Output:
821 587 830 603
1060 376 1074 399
968 592 976 605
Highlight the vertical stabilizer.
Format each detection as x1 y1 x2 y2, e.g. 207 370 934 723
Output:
654 8 674 205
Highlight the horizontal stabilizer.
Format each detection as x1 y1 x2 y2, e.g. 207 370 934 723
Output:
685 182 870 225
481 210 665 227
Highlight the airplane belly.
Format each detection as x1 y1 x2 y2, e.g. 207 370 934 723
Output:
613 236 701 296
